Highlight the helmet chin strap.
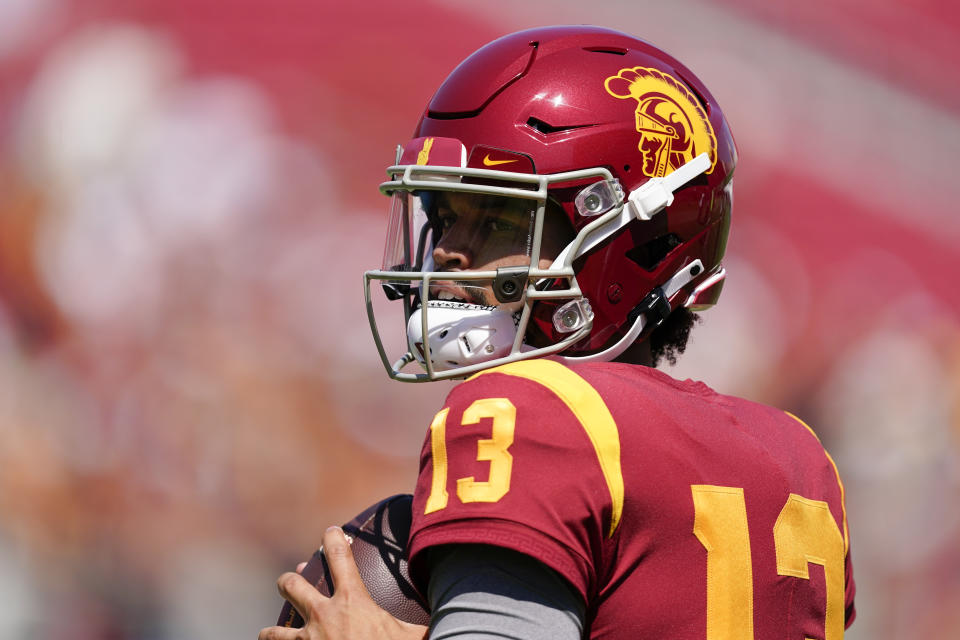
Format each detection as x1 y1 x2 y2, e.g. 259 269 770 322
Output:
558 259 704 365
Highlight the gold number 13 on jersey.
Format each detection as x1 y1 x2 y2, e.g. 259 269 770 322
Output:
425 398 516 514
692 485 846 640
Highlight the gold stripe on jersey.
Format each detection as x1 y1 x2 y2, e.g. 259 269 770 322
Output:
785 412 850 555
470 359 624 537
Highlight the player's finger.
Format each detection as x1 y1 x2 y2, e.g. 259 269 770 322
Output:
257 625 301 640
295 561 307 574
275 571 323 621
321 525 368 595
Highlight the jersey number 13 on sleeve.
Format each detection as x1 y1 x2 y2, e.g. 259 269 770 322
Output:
425 398 516 514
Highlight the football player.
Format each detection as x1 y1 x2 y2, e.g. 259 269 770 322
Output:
260 25 855 640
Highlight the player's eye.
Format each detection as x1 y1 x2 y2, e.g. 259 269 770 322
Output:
437 211 457 230
485 217 516 233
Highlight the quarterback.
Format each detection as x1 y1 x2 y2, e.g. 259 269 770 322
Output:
260 26 855 639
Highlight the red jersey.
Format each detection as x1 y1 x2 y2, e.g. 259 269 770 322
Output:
407 359 855 639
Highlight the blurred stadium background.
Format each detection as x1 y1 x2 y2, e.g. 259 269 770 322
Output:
1 0 958 637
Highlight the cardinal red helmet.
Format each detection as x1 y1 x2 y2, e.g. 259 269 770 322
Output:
365 25 736 381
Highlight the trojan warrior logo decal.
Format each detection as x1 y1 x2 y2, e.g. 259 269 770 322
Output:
605 67 717 178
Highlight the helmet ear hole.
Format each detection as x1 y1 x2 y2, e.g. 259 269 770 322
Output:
625 233 682 271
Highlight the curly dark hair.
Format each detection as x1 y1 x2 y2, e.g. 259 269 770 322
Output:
648 308 700 367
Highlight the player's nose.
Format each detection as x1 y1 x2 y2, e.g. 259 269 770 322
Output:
433 233 473 271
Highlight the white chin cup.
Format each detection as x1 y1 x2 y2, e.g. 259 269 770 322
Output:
407 301 519 372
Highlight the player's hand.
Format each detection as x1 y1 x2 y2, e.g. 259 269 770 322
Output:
257 526 429 640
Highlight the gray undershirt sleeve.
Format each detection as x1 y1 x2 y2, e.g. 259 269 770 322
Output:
425 544 586 640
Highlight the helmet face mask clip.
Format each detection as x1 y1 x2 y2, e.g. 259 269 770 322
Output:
493 266 528 303
575 180 624 217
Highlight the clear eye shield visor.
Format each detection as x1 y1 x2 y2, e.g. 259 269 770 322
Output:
380 189 538 304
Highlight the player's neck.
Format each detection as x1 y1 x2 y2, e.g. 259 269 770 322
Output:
613 340 654 367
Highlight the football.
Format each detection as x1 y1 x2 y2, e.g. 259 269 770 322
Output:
276 493 430 627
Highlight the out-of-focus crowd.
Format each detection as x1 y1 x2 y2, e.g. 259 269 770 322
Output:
1 1 958 638
1 3 449 637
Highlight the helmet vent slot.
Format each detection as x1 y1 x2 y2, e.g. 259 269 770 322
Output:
626 234 682 271
583 46 627 55
525 117 591 135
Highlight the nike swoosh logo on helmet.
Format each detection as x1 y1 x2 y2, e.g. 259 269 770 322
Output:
482 155 518 166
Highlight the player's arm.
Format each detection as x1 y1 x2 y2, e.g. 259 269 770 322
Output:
426 544 585 640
